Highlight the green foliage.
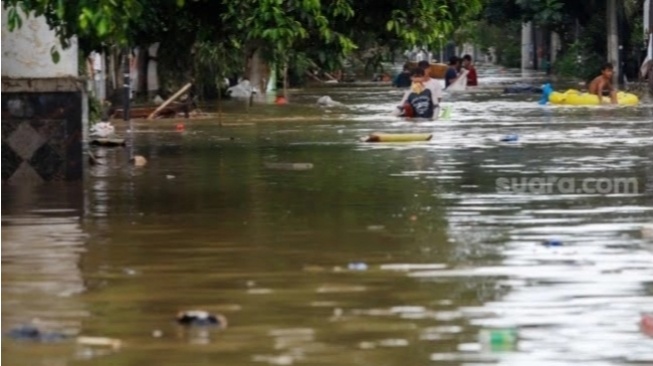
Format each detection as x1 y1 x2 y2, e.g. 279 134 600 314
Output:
88 96 103 125
5 0 487 86
193 39 244 99
516 0 564 25
221 0 356 68
553 41 603 82
2 0 172 51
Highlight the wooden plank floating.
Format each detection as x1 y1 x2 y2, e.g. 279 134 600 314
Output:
363 133 433 143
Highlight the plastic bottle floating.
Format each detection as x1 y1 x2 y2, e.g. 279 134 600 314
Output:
479 328 518 351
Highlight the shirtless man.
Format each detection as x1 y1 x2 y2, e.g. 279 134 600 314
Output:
588 63 618 104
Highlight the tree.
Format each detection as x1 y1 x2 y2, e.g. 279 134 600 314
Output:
4 0 487 93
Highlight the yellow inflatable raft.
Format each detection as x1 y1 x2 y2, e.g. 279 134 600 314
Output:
363 133 432 143
540 83 639 106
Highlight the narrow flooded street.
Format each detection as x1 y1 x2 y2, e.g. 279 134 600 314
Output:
3 68 653 365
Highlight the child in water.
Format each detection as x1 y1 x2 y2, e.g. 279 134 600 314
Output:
396 68 436 119
588 63 618 104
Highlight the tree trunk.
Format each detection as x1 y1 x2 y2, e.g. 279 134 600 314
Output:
607 0 619 85
283 62 288 99
247 48 270 97
138 46 148 95
147 43 160 98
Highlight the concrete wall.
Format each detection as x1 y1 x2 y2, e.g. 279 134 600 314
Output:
1 8 78 78
2 8 85 183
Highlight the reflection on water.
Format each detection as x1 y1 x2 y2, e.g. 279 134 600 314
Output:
2 184 88 365
2 67 653 365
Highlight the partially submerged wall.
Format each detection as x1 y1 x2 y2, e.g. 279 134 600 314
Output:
2 8 85 184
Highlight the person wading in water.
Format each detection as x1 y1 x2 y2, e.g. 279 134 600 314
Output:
395 68 436 119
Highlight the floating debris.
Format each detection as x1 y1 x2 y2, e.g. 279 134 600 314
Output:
316 96 343 107
542 238 563 247
247 288 274 295
76 336 122 350
252 354 295 365
7 325 67 342
176 310 227 328
378 338 410 347
363 133 432 143
90 121 115 138
366 225 385 231
132 155 148 167
264 163 314 171
347 262 368 271
500 134 519 142
316 285 366 293
478 328 518 351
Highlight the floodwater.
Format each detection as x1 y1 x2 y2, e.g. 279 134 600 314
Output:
3 66 653 365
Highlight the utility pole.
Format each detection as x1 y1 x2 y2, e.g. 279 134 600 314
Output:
521 22 533 70
607 0 619 85
123 48 133 160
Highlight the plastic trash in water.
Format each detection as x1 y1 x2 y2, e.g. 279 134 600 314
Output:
500 134 519 142
542 238 563 247
640 313 653 337
177 310 228 328
440 105 452 120
347 262 368 271
479 328 518 351
7 325 67 343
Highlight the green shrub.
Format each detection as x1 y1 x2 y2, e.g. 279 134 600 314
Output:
89 96 102 125
553 40 603 82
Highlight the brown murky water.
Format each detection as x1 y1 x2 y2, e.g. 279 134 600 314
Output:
3 67 653 365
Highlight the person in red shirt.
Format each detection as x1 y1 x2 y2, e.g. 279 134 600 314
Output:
462 54 478 86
